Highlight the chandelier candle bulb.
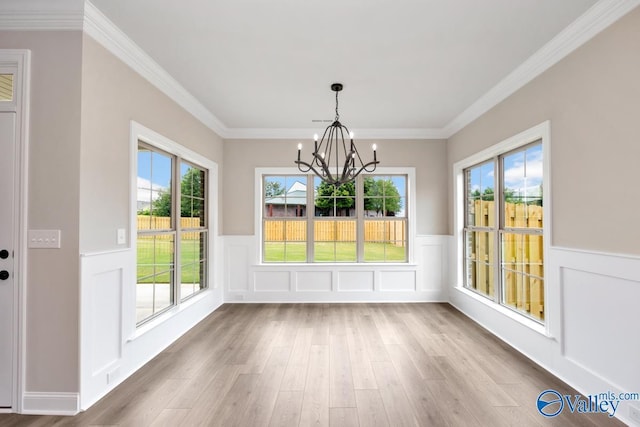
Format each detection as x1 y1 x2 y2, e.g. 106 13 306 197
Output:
373 144 377 161
297 143 302 161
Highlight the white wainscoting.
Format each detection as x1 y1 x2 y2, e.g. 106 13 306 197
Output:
79 249 223 411
223 235 450 302
449 246 640 427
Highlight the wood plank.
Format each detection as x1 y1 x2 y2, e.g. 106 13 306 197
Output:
0 303 626 427
329 334 356 408
268 391 303 427
354 389 389 427
280 327 313 391
236 346 292 427
299 345 330 427
329 407 359 427
345 327 377 389
370 361 419 427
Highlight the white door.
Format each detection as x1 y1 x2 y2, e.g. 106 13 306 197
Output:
0 112 16 407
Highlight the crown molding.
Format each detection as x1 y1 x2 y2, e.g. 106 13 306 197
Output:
82 1 230 138
442 0 640 138
224 127 449 140
1 0 638 140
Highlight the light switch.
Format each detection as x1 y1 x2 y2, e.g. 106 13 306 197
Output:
28 230 61 249
117 228 126 245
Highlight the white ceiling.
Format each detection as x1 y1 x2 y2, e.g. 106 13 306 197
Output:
87 0 603 137
4 0 619 137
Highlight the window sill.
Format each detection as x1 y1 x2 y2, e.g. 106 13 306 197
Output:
453 285 551 338
127 288 211 342
255 262 418 268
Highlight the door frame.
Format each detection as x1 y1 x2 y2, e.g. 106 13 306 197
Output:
0 49 30 413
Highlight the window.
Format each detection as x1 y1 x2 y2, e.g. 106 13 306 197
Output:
136 142 209 325
262 173 409 263
463 141 544 322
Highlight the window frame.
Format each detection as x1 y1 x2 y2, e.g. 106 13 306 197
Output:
256 167 416 264
453 121 551 331
131 122 218 329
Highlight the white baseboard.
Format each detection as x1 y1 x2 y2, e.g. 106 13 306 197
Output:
21 392 79 416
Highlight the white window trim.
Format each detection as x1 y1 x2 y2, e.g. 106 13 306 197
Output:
129 121 219 333
452 121 552 335
254 167 416 265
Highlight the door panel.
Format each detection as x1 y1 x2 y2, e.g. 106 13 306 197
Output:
0 112 16 407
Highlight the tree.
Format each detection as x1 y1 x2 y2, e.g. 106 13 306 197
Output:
265 181 285 198
313 177 403 217
148 167 205 218
364 177 402 216
315 181 355 216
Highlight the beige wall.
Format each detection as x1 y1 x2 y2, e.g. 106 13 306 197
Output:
79 36 224 253
447 7 640 255
223 138 448 236
0 31 83 392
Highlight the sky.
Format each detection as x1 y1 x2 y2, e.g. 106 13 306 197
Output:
137 151 196 202
469 144 543 200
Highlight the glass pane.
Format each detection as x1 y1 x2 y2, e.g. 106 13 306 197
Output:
264 220 306 262
265 176 307 218
363 220 407 262
136 235 175 324
502 144 543 229
500 232 544 321
180 231 207 301
314 242 356 262
314 220 356 262
180 163 206 226
364 175 405 217
464 230 495 297
465 162 494 227
0 74 13 101
284 242 306 262
264 242 285 262
314 177 356 217
264 220 285 241
137 146 172 229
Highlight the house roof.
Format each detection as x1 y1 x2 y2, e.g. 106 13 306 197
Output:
265 181 308 206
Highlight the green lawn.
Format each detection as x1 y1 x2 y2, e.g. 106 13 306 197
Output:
138 238 406 284
264 241 406 262
137 238 203 284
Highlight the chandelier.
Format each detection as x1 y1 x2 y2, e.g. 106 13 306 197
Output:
295 83 378 186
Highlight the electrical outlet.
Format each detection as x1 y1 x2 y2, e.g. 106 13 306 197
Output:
630 406 640 423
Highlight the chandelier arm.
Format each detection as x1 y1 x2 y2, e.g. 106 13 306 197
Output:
313 151 336 183
361 159 380 173
295 159 328 180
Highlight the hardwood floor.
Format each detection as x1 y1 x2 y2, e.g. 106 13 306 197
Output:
0 303 625 426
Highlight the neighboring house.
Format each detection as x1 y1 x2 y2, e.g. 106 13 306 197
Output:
265 180 307 217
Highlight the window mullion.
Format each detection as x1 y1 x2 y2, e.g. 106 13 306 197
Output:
174 157 181 305
356 175 364 262
493 156 501 305
306 174 314 262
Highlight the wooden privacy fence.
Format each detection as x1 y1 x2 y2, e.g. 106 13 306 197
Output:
137 215 203 240
263 220 406 246
468 200 544 321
